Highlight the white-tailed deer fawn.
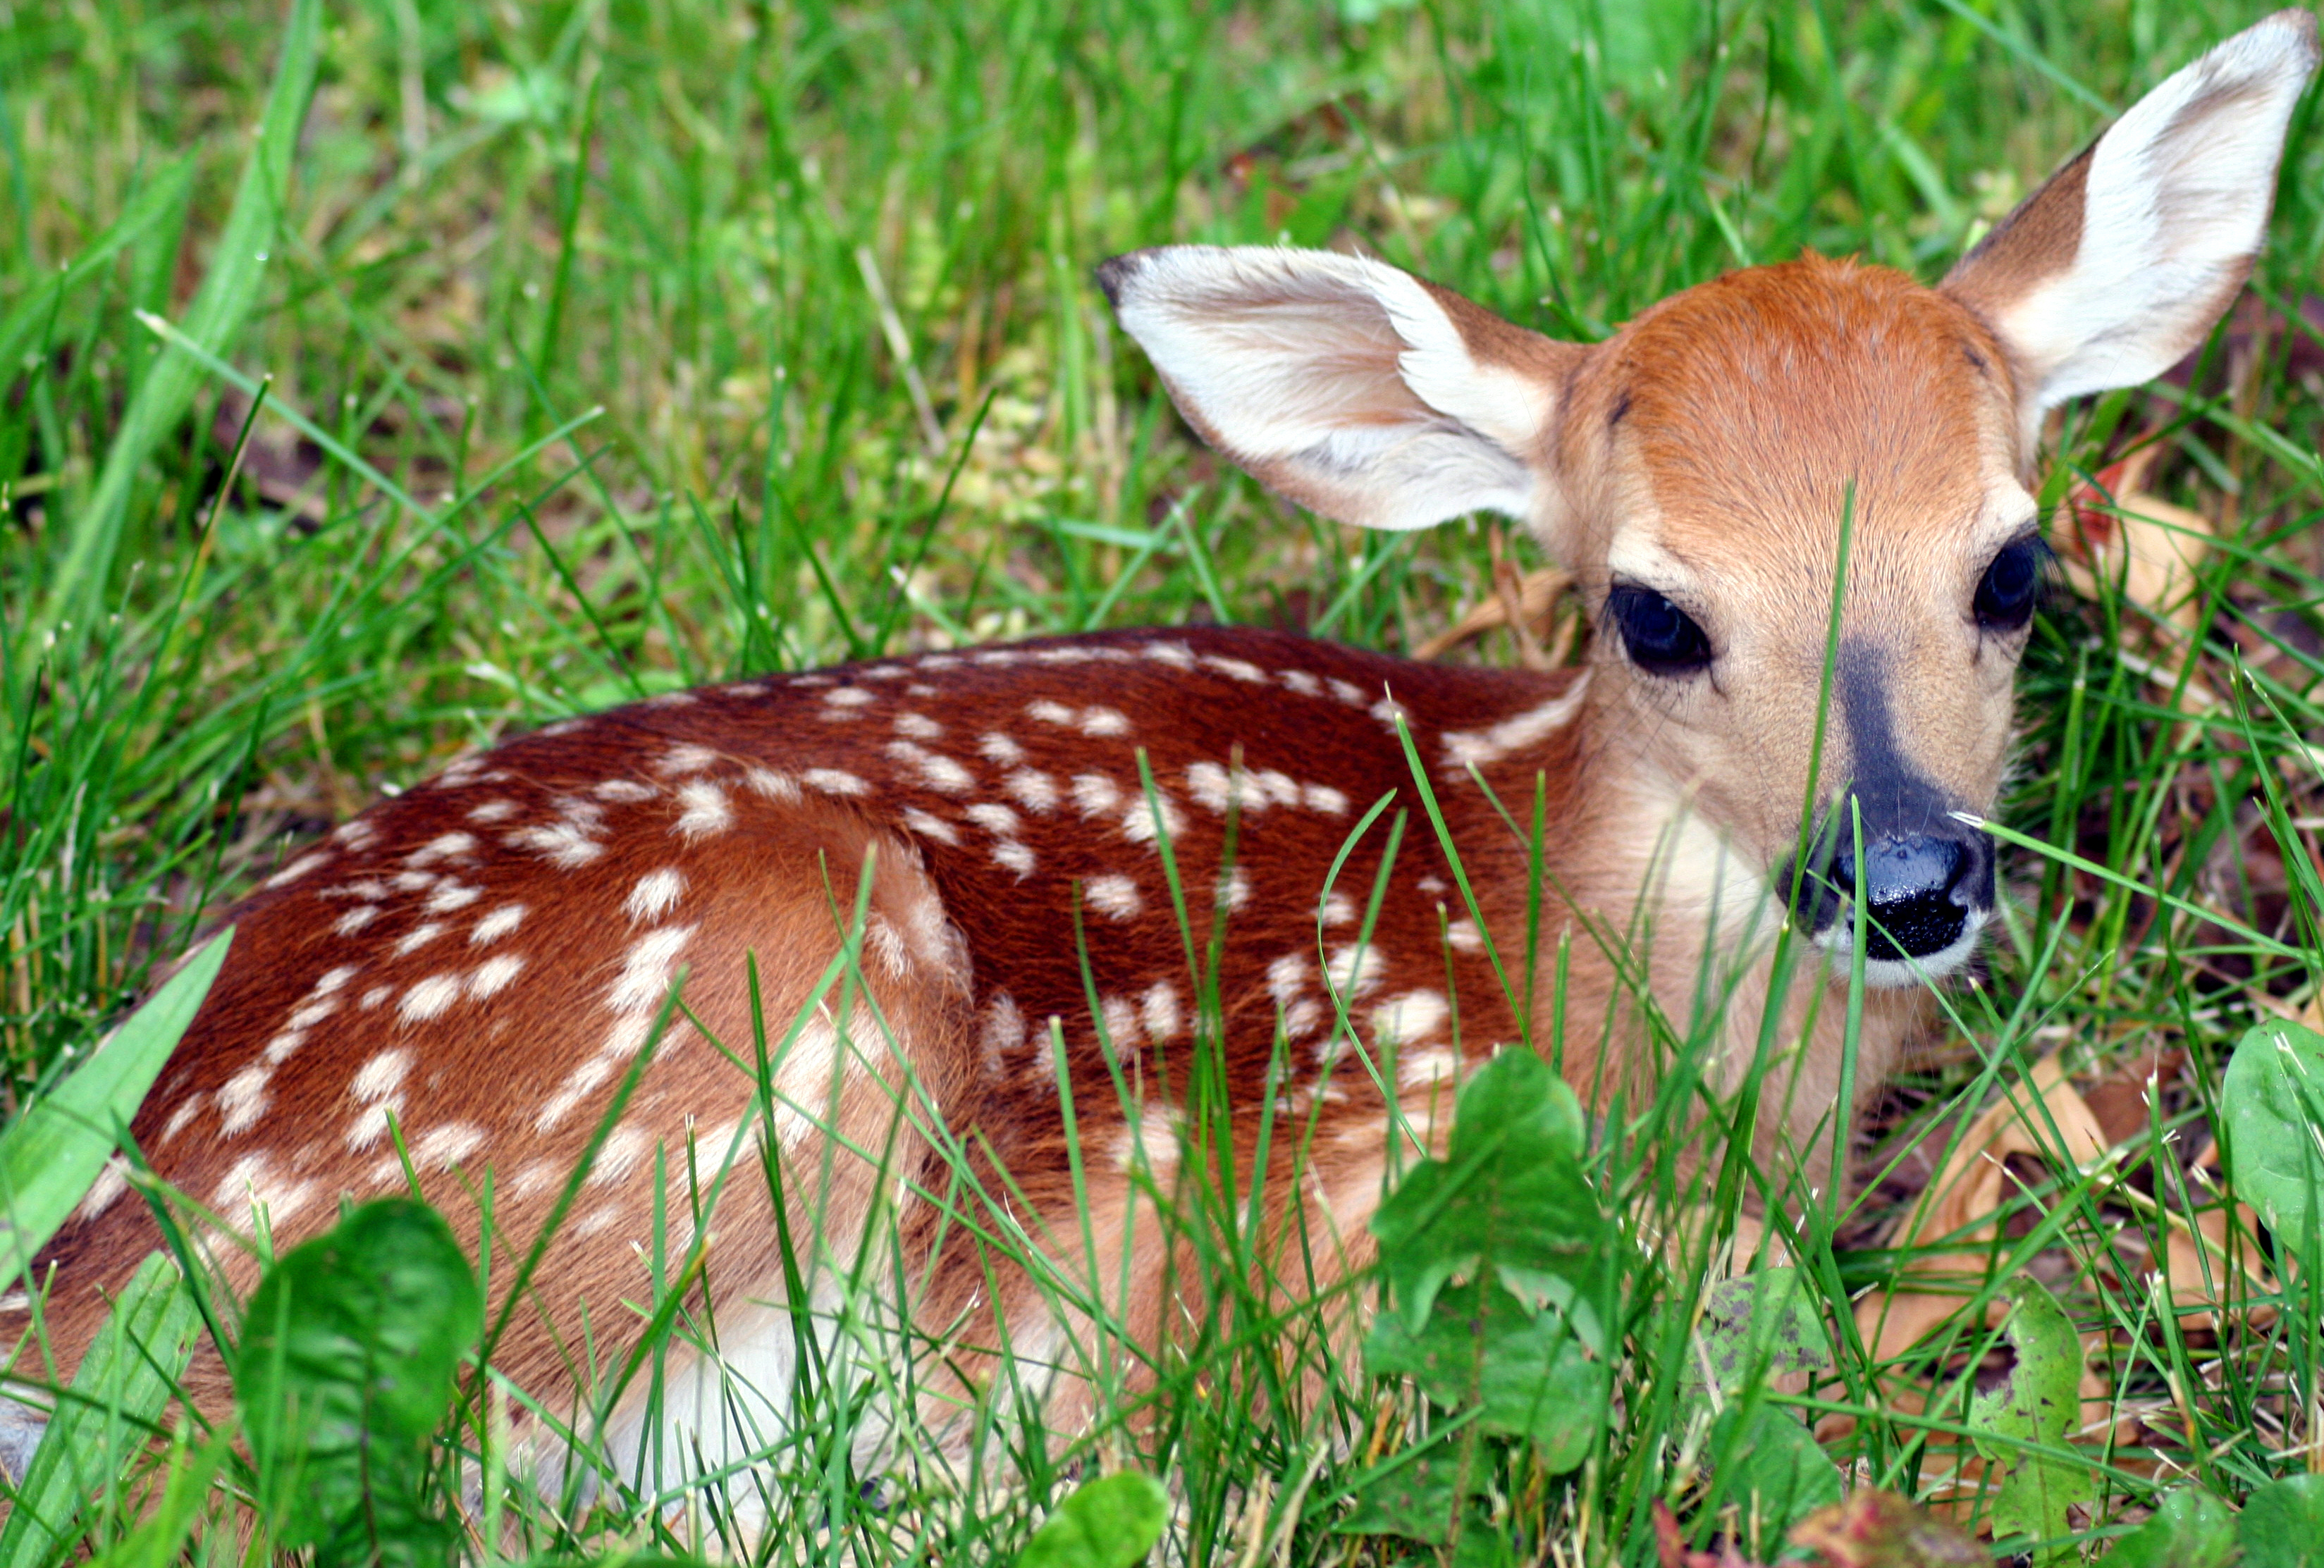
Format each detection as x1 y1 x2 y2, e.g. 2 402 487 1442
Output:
5 11 2315 1483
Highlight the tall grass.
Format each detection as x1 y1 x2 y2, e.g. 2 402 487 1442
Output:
5 0 2324 1560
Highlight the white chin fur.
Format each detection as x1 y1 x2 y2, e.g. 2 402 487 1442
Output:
1814 905 1988 987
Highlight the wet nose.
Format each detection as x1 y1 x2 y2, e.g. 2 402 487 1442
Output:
1824 828 1991 960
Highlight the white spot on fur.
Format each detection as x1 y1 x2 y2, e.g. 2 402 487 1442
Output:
425 881 481 915
1279 669 1322 696
966 802 1021 837
394 922 445 957
805 769 871 796
1121 791 1188 848
901 808 959 845
217 1066 271 1135
1217 866 1251 911
470 953 525 999
608 925 695 1015
992 841 1037 877
744 767 801 803
1079 706 1131 737
331 819 379 849
264 852 328 889
162 1094 204 1142
335 905 379 936
625 867 687 924
1141 982 1182 1042
1322 892 1357 926
1267 953 1310 1007
361 985 393 1010
261 1031 305 1067
1113 1105 1181 1175
76 1156 130 1221
412 1122 486 1171
352 1048 412 1103
1445 919 1484 953
1327 943 1387 998
675 779 733 838
1201 654 1267 684
1398 1047 1463 1089
595 779 658 803
1005 768 1059 812
1100 995 1141 1049
407 832 477 867
1372 989 1449 1046
400 973 463 1023
505 820 603 868
655 743 720 776
887 741 976 794
894 711 943 739
980 992 1023 1077
471 904 527 945
589 1123 653 1185
1304 783 1350 814
1027 699 1075 725
980 732 1025 765
1328 678 1367 707
468 798 521 823
1439 679 1590 773
1073 774 1123 817
1141 641 1196 669
1086 875 1143 920
824 686 875 708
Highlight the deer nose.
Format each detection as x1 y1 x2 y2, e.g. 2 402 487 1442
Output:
1824 827 1992 961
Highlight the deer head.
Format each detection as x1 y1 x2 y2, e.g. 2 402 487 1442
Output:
1102 8 2317 990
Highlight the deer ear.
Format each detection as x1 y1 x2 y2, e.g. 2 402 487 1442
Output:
1943 10 2319 453
1099 245 1580 536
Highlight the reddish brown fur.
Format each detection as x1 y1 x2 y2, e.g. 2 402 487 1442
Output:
24 629 1572 1448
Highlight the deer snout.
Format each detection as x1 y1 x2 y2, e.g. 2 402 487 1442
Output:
1783 798 1996 982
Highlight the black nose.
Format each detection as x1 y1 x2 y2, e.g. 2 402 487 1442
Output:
1788 813 1996 961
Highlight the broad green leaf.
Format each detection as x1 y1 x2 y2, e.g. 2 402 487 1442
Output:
1706 1401 1843 1543
1368 1051 1604 1340
2222 1018 2324 1259
1967 1278 2092 1555
2102 1487 2234 1567
1677 1268 1841 1536
0 1254 200 1568
2240 1474 2324 1568
1016 1472 1168 1568
1365 1276 1609 1471
0 930 233 1281
236 1200 481 1567
1678 1267 1832 1407
1336 1440 1467 1543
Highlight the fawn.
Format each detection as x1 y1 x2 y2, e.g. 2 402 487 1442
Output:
4 10 2314 1486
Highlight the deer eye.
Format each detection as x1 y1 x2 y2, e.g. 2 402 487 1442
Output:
1606 585 1712 676
1974 536 2043 631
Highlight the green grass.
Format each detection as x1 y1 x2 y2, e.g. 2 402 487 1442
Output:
5 0 2324 1561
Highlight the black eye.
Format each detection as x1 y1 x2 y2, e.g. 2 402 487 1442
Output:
1974 537 2042 631
1606 585 1712 675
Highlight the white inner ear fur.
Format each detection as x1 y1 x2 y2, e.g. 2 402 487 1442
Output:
1991 12 2317 438
1107 246 1556 533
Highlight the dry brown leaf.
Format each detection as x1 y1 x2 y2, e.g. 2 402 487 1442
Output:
1413 563 1573 661
1788 1490 1985 1565
1854 1055 2108 1364
2053 447 2216 634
